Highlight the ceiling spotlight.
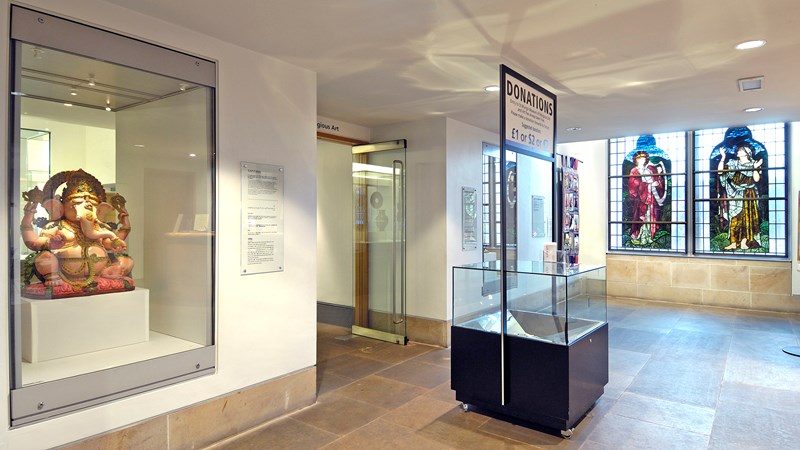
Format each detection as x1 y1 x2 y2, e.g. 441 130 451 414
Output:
32 47 44 59
484 85 500 92
735 40 766 50
189 153 197 157
179 83 189 91
69 89 78 96
63 103 73 107
566 127 582 131
88 73 96 86
743 107 763 113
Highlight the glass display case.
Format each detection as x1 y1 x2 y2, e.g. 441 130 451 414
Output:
8 6 216 426
451 261 607 436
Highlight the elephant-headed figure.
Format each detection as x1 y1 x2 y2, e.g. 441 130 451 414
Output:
20 169 135 298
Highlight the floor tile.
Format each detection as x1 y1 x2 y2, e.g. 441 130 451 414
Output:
356 341 435 364
209 417 338 450
627 358 724 407
316 341 355 362
376 359 451 389
617 308 685 332
478 417 568 447
734 311 796 335
673 309 738 336
409 346 451 368
216 302 800 449
382 395 456 430
610 392 716 435
334 374 427 410
587 413 709 449
608 327 666 353
608 348 650 377
321 418 452 450
601 373 634 400
291 394 388 436
718 381 800 414
418 408 533 449
425 380 459 404
316 370 354 397
319 353 392 380
723 339 800 392
709 397 800 449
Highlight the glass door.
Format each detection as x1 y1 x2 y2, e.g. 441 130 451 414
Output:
351 140 408 345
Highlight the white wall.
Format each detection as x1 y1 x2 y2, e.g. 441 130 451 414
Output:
445 119 498 319
1 1 317 448
316 139 354 306
557 140 608 266
372 117 448 320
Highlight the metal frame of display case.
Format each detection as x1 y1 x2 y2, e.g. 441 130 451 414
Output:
451 262 608 438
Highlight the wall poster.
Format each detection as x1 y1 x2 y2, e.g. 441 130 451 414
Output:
462 187 478 250
241 162 284 274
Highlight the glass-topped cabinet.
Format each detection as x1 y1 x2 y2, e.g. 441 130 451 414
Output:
451 262 608 437
454 261 606 345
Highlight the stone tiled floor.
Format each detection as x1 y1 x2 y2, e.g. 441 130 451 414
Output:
208 298 800 449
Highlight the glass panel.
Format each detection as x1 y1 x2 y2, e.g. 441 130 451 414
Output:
454 262 607 345
453 263 502 333
609 132 686 252
352 145 406 340
11 42 215 388
694 123 786 256
512 152 552 262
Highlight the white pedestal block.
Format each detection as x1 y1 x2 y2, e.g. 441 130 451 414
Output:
22 288 149 363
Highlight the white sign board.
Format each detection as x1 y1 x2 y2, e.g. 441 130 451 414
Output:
502 66 555 156
241 162 284 274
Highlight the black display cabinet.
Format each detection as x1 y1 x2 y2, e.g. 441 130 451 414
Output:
451 262 608 438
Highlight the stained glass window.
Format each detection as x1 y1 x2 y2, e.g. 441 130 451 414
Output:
609 132 687 252
693 123 787 256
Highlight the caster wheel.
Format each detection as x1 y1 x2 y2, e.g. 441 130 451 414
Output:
461 402 469 412
560 428 574 439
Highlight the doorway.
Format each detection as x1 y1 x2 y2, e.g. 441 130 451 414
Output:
315 138 408 345
351 140 408 345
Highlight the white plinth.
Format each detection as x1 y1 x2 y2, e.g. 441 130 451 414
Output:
22 288 149 363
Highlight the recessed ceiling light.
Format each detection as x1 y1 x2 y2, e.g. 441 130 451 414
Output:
63 103 73 107
566 127 582 131
735 40 766 50
743 107 763 113
484 85 500 92
69 89 78 96
88 73 96 86
134 144 145 148
189 153 197 157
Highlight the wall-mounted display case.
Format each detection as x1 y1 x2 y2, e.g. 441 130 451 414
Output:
8 6 216 426
451 261 607 436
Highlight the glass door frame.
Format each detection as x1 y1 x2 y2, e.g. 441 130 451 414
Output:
351 140 408 345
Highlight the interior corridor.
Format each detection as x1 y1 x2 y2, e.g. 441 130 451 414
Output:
207 298 800 449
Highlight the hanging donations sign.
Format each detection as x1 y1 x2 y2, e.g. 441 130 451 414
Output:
501 65 556 156
241 162 285 274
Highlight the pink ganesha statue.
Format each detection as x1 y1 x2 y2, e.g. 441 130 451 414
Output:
20 169 135 298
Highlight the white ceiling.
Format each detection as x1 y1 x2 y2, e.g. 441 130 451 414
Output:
102 0 800 143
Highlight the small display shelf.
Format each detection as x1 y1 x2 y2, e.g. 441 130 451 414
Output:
451 261 607 437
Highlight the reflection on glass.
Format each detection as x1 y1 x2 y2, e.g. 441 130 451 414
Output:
12 43 214 387
454 264 606 345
